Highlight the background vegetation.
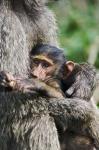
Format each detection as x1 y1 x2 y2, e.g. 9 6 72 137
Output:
48 0 99 68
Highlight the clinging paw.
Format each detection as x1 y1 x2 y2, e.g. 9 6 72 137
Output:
0 71 17 91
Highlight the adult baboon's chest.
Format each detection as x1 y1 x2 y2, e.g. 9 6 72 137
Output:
14 9 39 50
0 8 29 77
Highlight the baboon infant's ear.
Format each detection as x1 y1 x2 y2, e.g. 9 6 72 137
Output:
65 61 75 72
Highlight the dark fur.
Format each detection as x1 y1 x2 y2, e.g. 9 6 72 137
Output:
65 63 97 100
58 63 99 150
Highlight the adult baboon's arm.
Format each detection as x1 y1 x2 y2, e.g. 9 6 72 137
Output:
0 76 94 126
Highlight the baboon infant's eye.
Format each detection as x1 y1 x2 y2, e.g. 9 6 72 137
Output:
41 60 52 68
42 62 50 68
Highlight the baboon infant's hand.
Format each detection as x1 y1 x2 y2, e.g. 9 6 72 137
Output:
0 71 61 96
0 71 31 92
0 71 17 91
0 71 40 93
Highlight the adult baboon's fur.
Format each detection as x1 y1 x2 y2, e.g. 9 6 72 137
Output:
0 76 99 150
0 0 58 77
0 89 97 150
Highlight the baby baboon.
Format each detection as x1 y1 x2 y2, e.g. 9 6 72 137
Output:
61 63 97 100
29 44 99 150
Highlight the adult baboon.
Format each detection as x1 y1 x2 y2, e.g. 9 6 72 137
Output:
0 1 60 149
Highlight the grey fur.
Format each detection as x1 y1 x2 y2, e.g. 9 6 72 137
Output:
0 70 99 150
0 0 58 77
0 91 96 150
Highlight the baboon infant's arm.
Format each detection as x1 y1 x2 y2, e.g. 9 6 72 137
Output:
0 71 64 98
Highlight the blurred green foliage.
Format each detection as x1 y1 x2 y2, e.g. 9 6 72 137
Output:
97 103 99 107
49 0 99 67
